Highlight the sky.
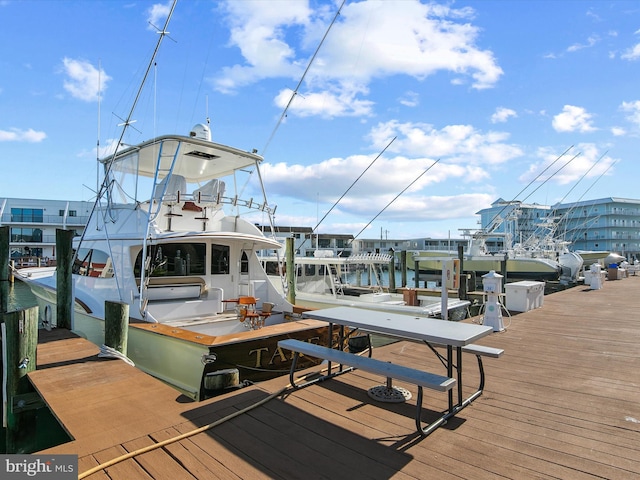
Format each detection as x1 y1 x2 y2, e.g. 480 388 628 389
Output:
1 0 640 241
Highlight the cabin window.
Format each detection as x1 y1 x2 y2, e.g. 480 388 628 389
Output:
134 243 206 277
72 248 114 278
240 251 249 274
211 244 230 274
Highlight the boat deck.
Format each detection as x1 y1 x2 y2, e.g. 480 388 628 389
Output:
33 276 640 479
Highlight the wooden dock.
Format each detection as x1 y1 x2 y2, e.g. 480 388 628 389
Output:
32 276 640 479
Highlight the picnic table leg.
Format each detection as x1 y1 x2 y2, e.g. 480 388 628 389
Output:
416 386 450 437
447 345 454 412
465 352 486 405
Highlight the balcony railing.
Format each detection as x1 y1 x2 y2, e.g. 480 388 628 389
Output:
0 213 89 225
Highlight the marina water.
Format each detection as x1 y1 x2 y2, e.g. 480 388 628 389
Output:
6 279 37 311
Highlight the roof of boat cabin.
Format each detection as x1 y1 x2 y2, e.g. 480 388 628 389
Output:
100 134 264 183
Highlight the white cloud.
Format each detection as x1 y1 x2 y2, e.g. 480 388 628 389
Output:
566 34 599 53
274 85 374 118
552 105 596 133
0 128 46 142
621 43 640 60
611 126 626 136
212 0 502 117
620 100 640 126
61 58 111 102
520 144 616 186
491 107 517 124
147 1 173 30
367 120 522 165
263 152 493 222
399 91 420 108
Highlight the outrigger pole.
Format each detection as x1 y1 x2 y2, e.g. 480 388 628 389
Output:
72 0 178 306
351 159 440 242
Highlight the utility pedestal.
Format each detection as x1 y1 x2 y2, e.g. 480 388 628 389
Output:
482 270 504 332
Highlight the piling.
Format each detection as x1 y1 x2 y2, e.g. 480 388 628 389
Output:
458 245 467 300
2 306 39 453
55 229 74 329
388 254 396 291
0 226 9 313
285 237 295 305
105 301 129 354
400 250 407 288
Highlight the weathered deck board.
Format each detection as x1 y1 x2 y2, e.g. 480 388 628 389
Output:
32 276 640 479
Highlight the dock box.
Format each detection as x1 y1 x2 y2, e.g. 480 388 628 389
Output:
505 281 545 312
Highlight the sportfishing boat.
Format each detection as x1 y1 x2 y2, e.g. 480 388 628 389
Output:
15 124 335 400
261 250 470 320
412 230 577 282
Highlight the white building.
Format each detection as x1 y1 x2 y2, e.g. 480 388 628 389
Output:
0 197 92 264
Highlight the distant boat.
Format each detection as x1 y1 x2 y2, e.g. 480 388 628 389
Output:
412 230 566 281
261 250 470 320
575 250 612 265
16 125 335 400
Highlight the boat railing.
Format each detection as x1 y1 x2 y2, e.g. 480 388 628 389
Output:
346 253 393 263
150 192 275 217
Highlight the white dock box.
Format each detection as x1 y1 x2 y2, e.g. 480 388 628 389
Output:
505 281 545 312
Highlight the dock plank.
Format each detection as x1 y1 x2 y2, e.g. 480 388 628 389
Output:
31 276 640 479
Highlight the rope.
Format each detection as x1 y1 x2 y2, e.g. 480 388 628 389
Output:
77 357 348 479
98 344 135 366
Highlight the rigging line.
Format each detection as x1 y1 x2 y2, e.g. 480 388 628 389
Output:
551 150 607 238
519 151 580 205
236 0 345 204
261 0 346 157
72 0 177 299
351 159 440 242
556 158 616 240
484 145 574 233
556 151 607 207
297 136 397 252
101 0 177 196
517 152 582 244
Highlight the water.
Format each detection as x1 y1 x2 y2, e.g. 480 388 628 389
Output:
344 268 437 288
5 279 38 311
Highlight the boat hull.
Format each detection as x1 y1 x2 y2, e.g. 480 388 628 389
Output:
71 309 334 400
415 254 560 281
18 276 335 400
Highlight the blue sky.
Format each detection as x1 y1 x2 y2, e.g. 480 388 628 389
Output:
1 0 640 240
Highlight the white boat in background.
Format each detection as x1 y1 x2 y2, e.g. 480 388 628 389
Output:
413 230 566 282
16 124 334 400
262 250 470 320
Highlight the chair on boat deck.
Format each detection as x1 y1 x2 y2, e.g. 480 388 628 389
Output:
237 296 260 328
237 297 273 329
257 302 275 327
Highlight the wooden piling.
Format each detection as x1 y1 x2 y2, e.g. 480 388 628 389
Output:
105 301 129 354
388 254 396 291
285 237 295 305
458 245 467 300
55 229 74 330
0 226 9 313
2 306 39 453
400 250 407 288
